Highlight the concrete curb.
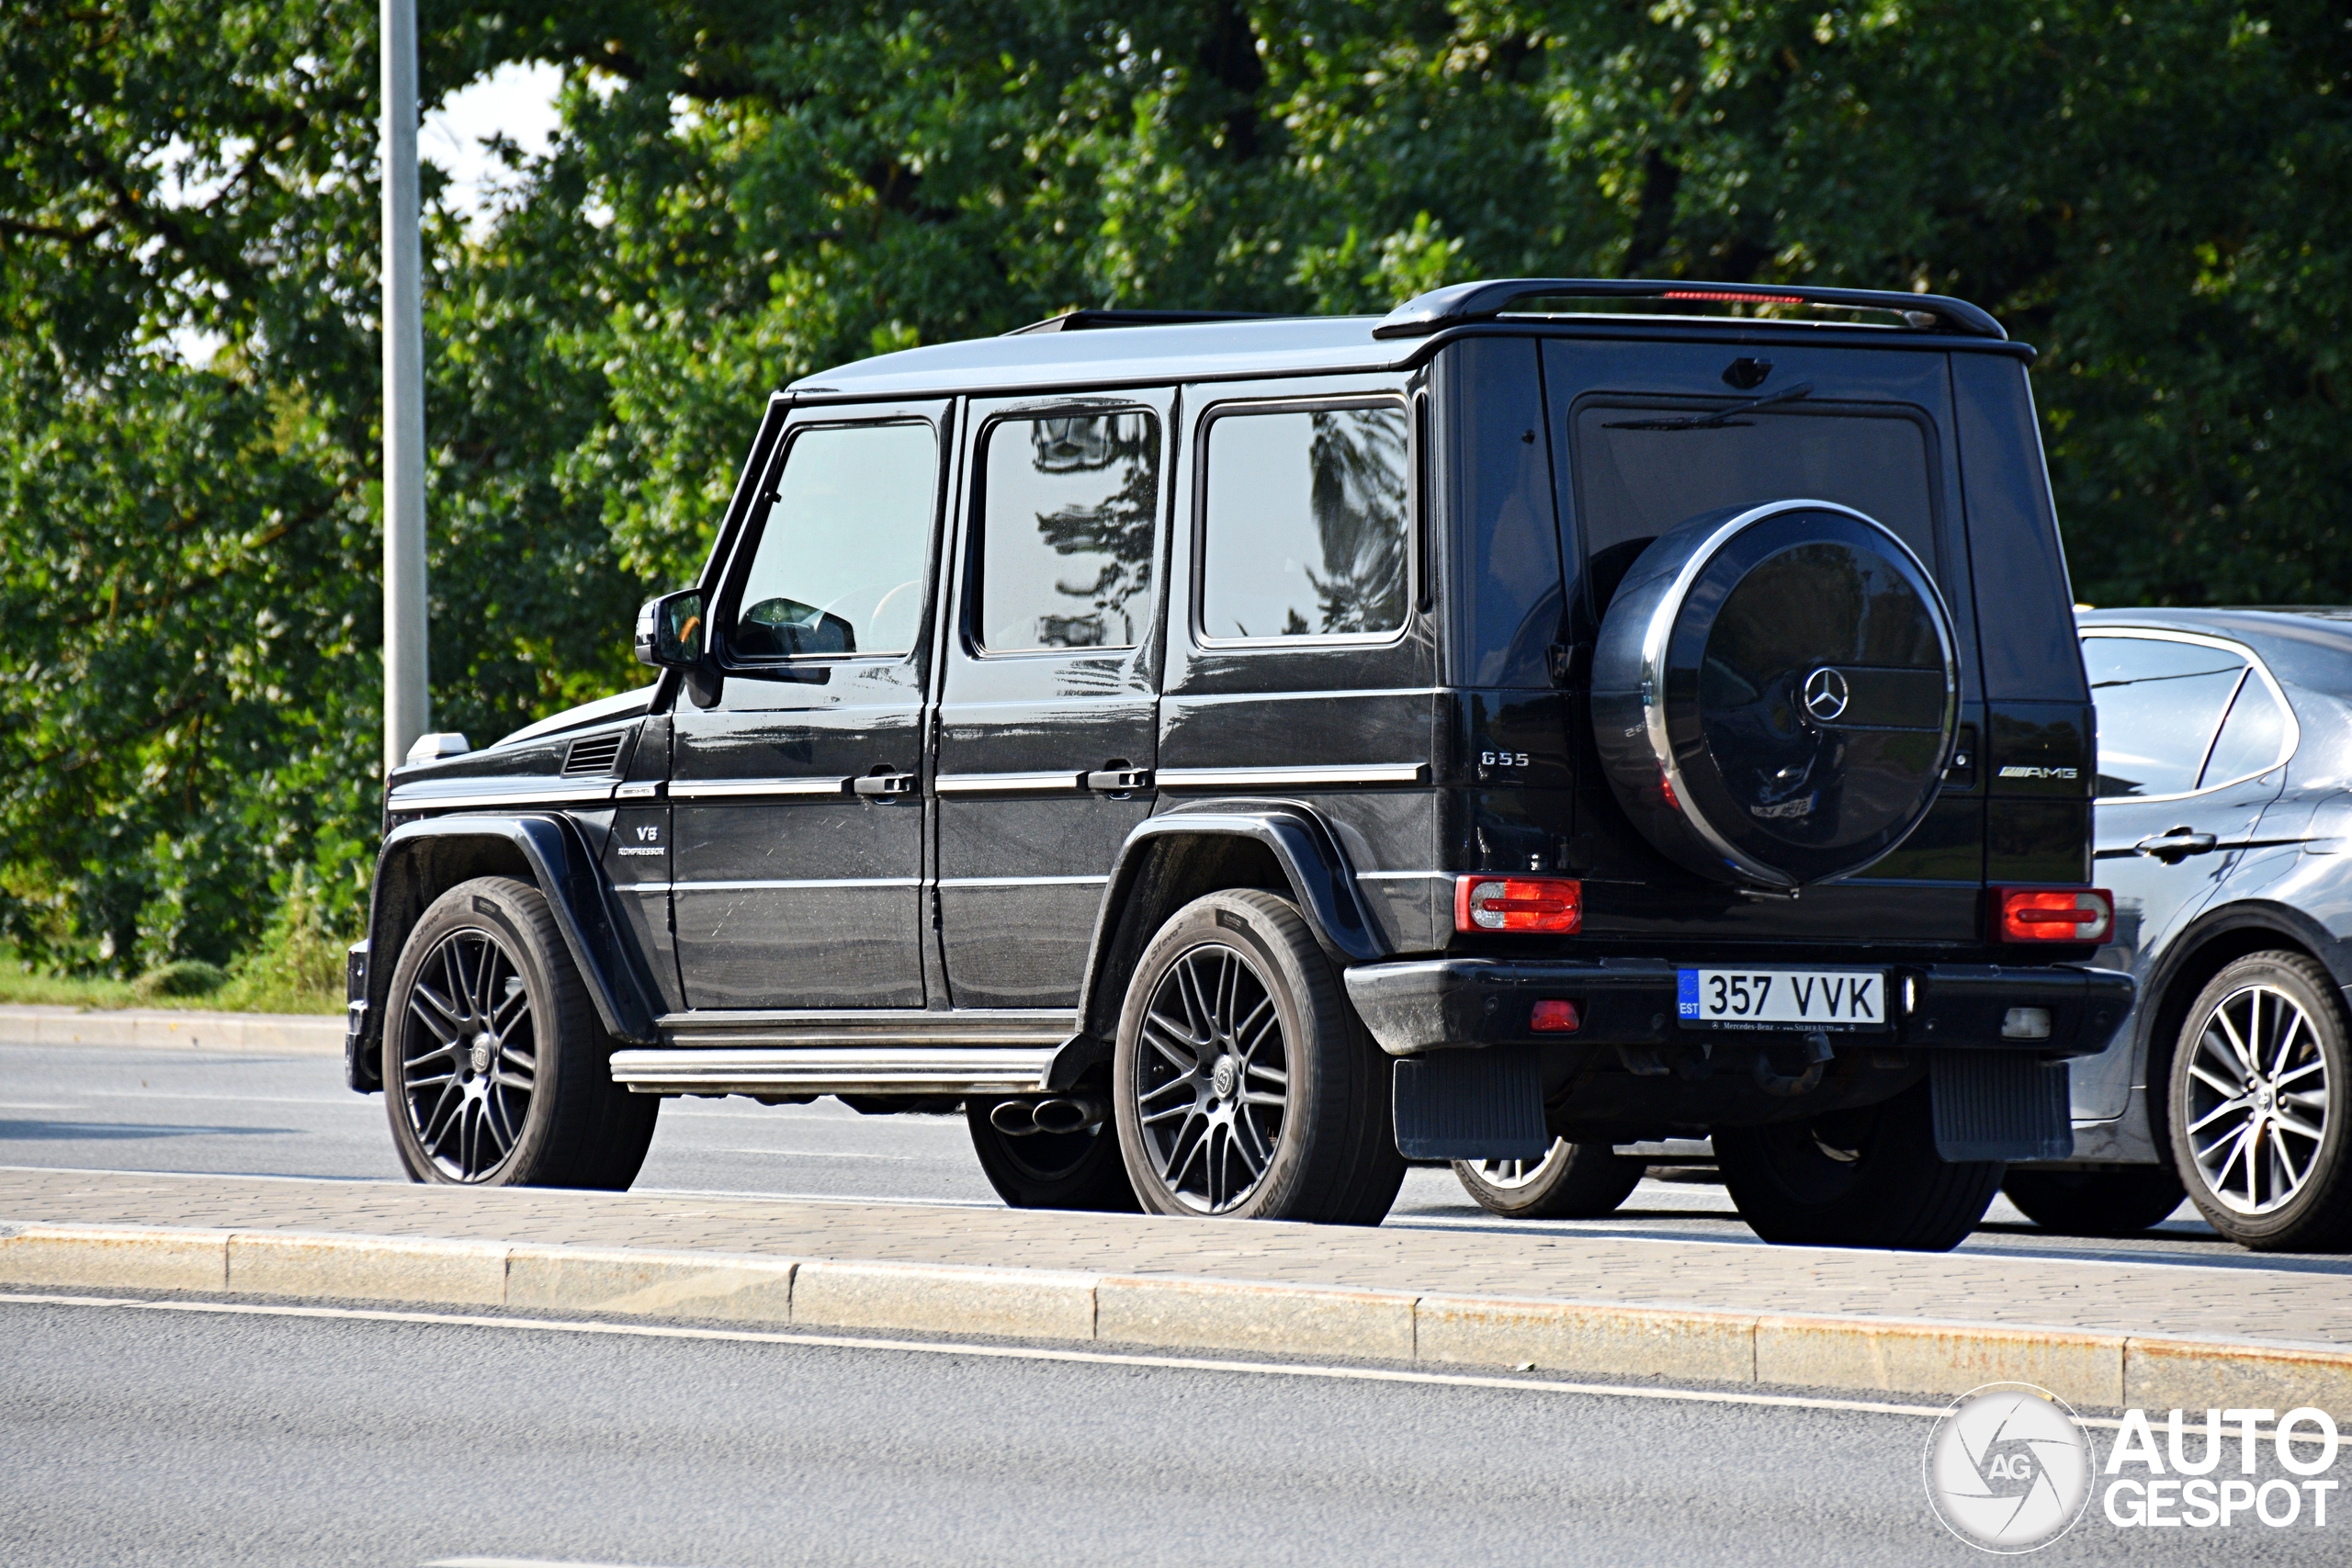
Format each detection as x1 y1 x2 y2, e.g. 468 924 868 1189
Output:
0 1004 343 1055
5 1220 2349 1409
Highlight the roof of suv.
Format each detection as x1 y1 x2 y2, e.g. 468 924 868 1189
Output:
786 277 2019 400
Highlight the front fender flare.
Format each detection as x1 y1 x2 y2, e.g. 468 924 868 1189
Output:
361 815 660 1067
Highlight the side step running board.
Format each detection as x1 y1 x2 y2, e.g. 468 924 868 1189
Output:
609 1046 1059 1098
611 1009 1081 1097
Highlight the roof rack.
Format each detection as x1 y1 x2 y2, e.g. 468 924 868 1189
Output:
1371 278 2005 342
1004 309 1275 336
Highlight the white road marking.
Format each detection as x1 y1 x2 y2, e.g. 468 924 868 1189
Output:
11 1289 2330 1446
426 1558 704 1568
0 1289 1970 1420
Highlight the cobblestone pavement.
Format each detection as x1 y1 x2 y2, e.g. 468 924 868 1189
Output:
5 1164 2345 1350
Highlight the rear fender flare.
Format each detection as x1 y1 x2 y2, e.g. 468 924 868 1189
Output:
2128 897 2352 1155
360 816 660 1077
1073 807 1385 1044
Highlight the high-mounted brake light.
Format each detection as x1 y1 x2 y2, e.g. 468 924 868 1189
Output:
1662 288 1807 306
1996 888 2114 944
1456 875 1582 934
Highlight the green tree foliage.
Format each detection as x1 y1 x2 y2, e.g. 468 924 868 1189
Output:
3 0 2346 970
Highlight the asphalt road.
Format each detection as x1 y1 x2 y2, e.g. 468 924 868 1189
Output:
4 1037 2346 1277
5 1292 2341 1567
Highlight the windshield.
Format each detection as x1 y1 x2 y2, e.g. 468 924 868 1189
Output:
1572 404 1938 611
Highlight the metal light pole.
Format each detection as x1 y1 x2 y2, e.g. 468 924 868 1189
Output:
381 0 430 773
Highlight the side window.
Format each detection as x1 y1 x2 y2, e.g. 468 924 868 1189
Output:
2199 671 2290 787
2085 635 2248 798
1200 402 1410 642
977 411 1159 651
729 422 937 660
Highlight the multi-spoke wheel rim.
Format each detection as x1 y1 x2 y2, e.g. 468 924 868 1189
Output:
400 928 537 1181
1469 1139 1568 1190
1134 943 1289 1213
2183 984 2330 1215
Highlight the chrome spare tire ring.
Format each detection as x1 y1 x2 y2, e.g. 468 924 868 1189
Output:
399 926 538 1182
1132 942 1290 1214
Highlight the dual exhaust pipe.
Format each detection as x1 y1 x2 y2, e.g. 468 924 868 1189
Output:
989 1094 1108 1138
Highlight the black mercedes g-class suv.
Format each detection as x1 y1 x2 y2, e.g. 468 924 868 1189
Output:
348 277 2132 1251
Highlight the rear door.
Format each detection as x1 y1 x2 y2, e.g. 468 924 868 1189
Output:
1541 337 1984 944
2080 628 2290 1117
669 404 948 1010
933 392 1171 1007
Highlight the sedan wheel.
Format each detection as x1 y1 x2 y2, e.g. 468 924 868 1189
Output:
2171 953 2352 1250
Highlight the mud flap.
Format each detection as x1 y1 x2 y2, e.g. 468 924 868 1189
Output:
1393 1046 1549 1161
1930 1052 2073 1161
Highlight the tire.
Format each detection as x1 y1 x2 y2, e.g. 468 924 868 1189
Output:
1714 1082 2002 1250
966 1098 1139 1212
2168 952 2352 1252
382 876 657 1189
1453 1139 1645 1218
2002 1166 2186 1236
1113 889 1405 1224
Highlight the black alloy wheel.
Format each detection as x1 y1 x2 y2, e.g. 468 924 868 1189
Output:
383 876 658 1190
399 925 537 1180
1134 941 1292 1213
1453 1138 1647 1219
1113 889 1403 1224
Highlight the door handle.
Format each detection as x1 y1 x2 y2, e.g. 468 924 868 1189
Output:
853 770 917 797
2135 827 2219 863
1083 767 1153 793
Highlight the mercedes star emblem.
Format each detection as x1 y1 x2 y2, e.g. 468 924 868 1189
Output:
1803 666 1850 722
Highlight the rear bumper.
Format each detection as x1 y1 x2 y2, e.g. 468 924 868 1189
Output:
1344 956 2133 1060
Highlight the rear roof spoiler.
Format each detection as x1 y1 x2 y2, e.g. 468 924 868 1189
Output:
1372 278 2006 342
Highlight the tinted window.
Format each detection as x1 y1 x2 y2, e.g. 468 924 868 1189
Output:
1573 406 1936 610
2199 673 2290 787
1201 404 1409 641
731 423 936 659
977 411 1159 651
2085 636 2247 798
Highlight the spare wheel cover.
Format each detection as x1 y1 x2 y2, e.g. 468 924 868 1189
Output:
1589 500 1958 889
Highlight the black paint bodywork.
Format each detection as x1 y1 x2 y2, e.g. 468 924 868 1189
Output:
354 300 2123 1140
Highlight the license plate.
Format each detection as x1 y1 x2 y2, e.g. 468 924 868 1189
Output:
1677 968 1888 1031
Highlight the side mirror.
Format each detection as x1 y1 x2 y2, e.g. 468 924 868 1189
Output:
635 589 706 669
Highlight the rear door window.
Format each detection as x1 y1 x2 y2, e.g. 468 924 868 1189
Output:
2083 634 2249 798
1572 404 1937 609
1198 401 1410 642
976 410 1159 652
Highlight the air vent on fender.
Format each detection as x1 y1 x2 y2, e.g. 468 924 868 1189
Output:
561 734 626 777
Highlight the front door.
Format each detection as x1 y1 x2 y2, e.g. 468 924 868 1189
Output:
2081 628 2289 1117
670 404 949 1010
933 393 1171 1007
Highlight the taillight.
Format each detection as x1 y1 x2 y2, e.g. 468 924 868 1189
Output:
1996 887 2114 944
1530 998 1581 1032
1455 875 1583 934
